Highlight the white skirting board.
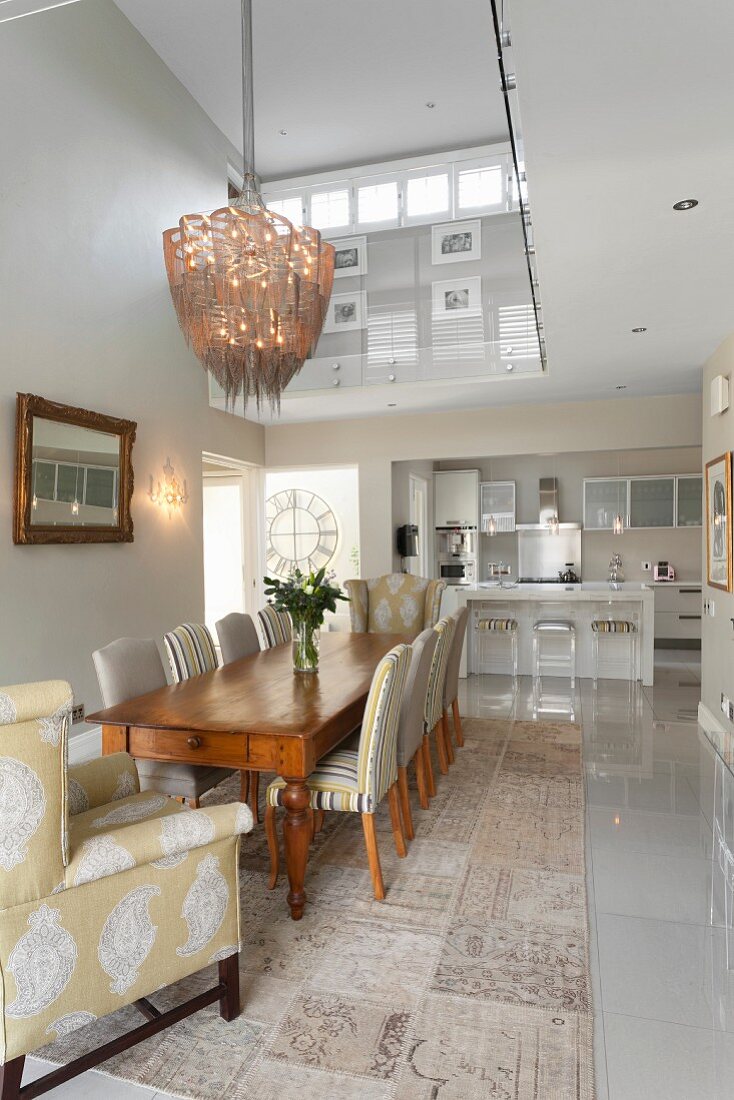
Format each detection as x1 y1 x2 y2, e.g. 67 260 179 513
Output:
69 724 101 764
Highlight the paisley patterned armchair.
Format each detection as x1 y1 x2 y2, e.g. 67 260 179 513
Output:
0 680 252 1099
345 574 446 640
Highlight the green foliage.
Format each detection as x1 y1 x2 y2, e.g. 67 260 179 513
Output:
263 566 349 630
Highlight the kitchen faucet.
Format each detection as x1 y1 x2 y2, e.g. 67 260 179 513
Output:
608 553 624 584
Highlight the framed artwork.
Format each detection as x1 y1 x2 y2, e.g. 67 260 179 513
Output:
431 220 481 265
331 235 368 278
431 276 482 317
323 290 366 333
705 453 732 591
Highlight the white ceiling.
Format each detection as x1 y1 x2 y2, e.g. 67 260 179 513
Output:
112 0 733 423
114 0 504 181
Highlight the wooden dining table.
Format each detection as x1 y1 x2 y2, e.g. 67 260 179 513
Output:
87 631 410 921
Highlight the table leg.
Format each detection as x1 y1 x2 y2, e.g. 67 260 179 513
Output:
281 779 312 921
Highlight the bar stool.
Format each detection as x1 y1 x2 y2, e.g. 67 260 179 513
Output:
591 619 637 685
532 620 576 688
476 618 518 683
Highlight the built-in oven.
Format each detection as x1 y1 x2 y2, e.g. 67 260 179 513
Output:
439 558 476 586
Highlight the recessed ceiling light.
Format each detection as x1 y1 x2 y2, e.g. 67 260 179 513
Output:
387 402 397 407
631 327 647 333
425 101 436 109
673 198 698 211
278 128 288 136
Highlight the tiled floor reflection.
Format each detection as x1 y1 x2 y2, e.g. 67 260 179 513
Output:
459 650 734 1100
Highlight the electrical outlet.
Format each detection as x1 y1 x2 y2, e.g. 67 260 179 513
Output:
71 704 85 724
641 561 651 572
710 600 716 618
722 693 734 722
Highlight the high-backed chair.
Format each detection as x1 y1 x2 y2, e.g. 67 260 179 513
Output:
422 616 457 796
442 606 469 756
345 574 445 639
0 680 252 1100
257 605 292 648
264 644 412 900
215 612 261 666
395 627 439 840
163 622 219 682
93 638 232 809
214 613 264 820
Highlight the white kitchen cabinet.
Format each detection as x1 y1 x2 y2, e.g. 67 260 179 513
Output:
583 478 628 530
676 476 703 527
629 477 675 528
434 469 479 527
653 583 702 642
480 481 516 533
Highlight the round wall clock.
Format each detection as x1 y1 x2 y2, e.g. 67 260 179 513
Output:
265 489 339 578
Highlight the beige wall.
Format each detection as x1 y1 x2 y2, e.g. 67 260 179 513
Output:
701 334 734 728
0 2 264 721
266 394 702 577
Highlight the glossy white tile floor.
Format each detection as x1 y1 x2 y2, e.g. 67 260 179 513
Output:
460 647 734 1100
23 649 728 1100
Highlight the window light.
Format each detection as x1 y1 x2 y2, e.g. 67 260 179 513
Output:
310 188 350 230
406 173 449 217
266 196 304 225
357 181 399 224
457 165 502 209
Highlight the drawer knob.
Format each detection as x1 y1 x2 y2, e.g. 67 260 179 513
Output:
187 736 202 749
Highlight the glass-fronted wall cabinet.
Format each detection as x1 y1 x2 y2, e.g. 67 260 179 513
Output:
480 481 516 533
583 478 629 530
583 475 703 530
629 477 675 528
676 475 703 527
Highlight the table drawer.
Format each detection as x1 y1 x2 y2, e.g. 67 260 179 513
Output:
654 611 702 640
129 727 248 768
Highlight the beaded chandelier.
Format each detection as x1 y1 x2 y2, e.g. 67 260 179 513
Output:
162 0 334 411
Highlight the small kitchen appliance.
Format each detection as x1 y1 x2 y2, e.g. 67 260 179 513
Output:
653 561 676 582
396 524 419 559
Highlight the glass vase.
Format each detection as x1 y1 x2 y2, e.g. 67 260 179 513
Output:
292 619 320 673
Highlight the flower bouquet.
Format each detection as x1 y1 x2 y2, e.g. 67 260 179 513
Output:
263 567 349 672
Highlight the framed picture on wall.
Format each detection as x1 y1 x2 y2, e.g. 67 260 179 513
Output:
323 291 366 333
331 236 368 278
705 452 732 591
431 276 482 317
431 220 481 265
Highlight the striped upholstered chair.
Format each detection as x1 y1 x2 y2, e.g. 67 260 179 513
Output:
162 624 252 811
422 615 457 795
257 605 292 648
345 575 446 640
94 638 232 810
163 622 218 681
264 644 412 900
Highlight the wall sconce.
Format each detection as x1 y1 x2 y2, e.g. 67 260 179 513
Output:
149 458 188 513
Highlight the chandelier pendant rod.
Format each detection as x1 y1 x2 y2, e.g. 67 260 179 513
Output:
240 0 258 190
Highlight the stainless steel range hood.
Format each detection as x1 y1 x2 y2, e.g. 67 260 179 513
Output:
516 477 581 531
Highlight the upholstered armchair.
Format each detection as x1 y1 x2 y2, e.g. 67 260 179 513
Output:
345 574 446 639
0 680 252 1099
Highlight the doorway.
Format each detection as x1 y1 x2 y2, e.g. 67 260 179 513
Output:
409 474 429 577
202 455 260 635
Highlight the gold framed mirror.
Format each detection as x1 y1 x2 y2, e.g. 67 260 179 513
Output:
13 394 136 544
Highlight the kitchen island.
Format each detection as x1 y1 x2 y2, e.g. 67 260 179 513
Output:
444 582 655 685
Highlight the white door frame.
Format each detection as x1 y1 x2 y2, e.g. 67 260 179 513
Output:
409 474 429 578
202 453 264 616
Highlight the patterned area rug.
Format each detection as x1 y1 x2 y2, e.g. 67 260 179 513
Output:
39 717 594 1099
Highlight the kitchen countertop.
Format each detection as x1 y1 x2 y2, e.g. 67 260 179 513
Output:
455 582 655 601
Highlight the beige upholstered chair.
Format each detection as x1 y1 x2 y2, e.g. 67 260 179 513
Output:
265 645 412 900
0 680 252 1100
345 574 445 639
422 616 457 796
215 612 261 666
442 606 469 756
93 638 232 809
394 627 439 840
